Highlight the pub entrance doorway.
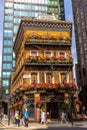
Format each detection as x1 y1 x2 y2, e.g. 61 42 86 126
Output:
47 102 58 119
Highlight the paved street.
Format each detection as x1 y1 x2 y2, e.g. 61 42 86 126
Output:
0 119 87 130
0 126 87 130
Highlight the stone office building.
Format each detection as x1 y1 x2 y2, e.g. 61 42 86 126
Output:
72 0 87 112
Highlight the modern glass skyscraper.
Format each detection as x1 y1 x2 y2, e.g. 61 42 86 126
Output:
1 0 65 102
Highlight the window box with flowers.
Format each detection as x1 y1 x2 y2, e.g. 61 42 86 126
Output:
26 83 77 91
25 55 73 64
28 56 41 62
58 56 67 63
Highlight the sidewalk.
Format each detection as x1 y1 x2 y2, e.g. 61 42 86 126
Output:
1 118 87 129
1 118 48 129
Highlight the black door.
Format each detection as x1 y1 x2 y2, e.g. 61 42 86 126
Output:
47 102 58 119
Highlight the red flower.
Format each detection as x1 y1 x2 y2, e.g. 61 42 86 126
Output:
51 56 57 60
35 56 41 60
75 99 82 105
70 83 77 89
45 56 51 60
29 56 34 60
64 83 70 88
58 56 66 61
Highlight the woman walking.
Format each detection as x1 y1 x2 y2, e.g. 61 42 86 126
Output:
23 108 29 127
41 110 45 124
61 112 66 124
15 110 20 127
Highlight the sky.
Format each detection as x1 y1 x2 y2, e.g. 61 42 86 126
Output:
64 0 77 63
0 0 77 77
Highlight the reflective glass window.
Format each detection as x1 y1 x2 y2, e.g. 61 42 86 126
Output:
2 80 9 87
4 23 13 28
3 63 12 69
5 16 13 21
38 6 42 10
14 26 19 33
55 8 59 12
5 9 13 14
14 18 21 24
32 12 35 17
2 72 11 78
4 32 12 37
4 40 12 46
14 4 32 10
35 6 38 10
42 0 45 4
5 2 13 7
4 30 13 37
31 5 35 10
14 11 30 16
4 48 12 53
3 56 12 61
35 13 38 17
45 0 48 4
55 14 59 19
60 7 64 11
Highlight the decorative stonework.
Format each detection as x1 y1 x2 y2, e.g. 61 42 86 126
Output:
22 17 72 31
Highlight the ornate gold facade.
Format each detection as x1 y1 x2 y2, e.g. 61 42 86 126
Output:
10 18 77 120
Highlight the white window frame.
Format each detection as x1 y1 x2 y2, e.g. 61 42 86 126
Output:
30 50 38 56
44 50 53 57
59 71 69 83
58 51 66 57
44 71 54 83
30 71 39 84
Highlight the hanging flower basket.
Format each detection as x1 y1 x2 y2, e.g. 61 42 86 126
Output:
75 99 82 105
36 100 42 108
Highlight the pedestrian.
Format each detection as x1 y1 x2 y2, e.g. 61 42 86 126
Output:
38 108 41 123
23 108 29 127
66 110 71 123
61 112 66 124
41 110 45 124
0 113 3 122
15 110 20 127
20 112 24 125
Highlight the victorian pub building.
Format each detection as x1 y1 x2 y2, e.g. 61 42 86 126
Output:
10 16 77 121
